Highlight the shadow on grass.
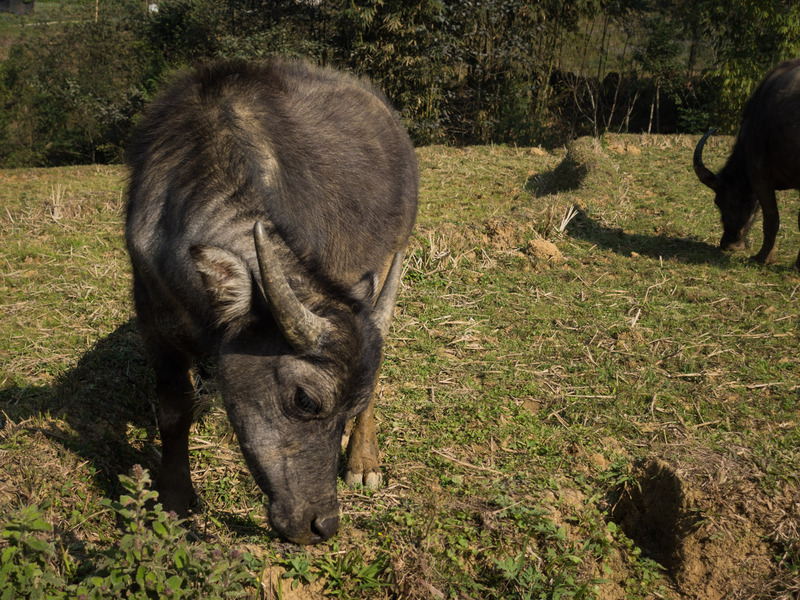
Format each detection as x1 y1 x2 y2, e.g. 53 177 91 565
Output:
564 207 731 266
526 153 589 197
0 319 272 536
0 320 159 496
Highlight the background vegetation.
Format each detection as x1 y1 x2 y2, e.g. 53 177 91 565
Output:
1 0 800 166
1 136 799 598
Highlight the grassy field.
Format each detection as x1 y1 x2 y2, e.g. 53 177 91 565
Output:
1 136 798 599
0 1 95 34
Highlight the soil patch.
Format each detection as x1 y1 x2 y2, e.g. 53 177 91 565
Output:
607 450 784 599
478 218 562 263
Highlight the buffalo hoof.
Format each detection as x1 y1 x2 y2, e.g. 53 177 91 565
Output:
720 240 748 252
155 485 198 518
751 251 776 264
344 468 382 488
344 410 382 488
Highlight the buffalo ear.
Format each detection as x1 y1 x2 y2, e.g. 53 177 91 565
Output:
351 272 380 306
191 245 253 326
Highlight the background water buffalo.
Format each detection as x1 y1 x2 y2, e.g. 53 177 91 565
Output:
693 58 800 267
125 59 418 544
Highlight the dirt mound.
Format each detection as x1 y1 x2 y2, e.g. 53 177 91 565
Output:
414 214 566 269
477 218 563 263
524 238 562 262
482 217 522 251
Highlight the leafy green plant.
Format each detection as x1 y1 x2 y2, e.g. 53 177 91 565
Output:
315 545 392 597
0 467 261 599
280 554 317 589
490 514 606 600
72 465 259 599
276 544 392 598
0 505 67 600
613 531 669 599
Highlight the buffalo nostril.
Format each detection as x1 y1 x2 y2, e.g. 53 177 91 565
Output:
311 514 340 541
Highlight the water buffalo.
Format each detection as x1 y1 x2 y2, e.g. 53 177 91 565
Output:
693 58 800 267
125 59 418 544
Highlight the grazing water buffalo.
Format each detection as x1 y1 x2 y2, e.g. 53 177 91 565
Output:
694 58 800 267
125 59 418 544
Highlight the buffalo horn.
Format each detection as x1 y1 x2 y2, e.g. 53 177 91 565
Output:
693 128 721 191
372 251 405 339
253 221 332 355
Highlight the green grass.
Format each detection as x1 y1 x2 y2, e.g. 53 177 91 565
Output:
1 135 799 599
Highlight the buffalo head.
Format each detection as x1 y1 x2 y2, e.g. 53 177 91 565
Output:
190 222 403 544
694 129 759 252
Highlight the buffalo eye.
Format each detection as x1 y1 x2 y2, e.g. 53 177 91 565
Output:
293 387 321 417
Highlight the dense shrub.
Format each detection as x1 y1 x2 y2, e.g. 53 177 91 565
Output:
0 17 156 166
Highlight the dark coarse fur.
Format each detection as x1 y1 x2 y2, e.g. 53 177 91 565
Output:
694 58 800 267
125 58 418 544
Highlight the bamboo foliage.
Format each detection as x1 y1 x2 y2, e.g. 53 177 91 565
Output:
0 0 799 166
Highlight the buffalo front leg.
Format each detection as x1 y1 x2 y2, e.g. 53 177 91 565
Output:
344 396 381 488
151 347 198 516
753 188 779 264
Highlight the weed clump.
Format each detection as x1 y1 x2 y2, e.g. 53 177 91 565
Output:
0 466 260 599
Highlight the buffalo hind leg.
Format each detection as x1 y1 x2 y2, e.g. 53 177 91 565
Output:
151 345 198 516
753 187 779 264
344 396 381 488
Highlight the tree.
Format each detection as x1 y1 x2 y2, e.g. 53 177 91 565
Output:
334 0 449 143
633 12 682 133
697 0 800 131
